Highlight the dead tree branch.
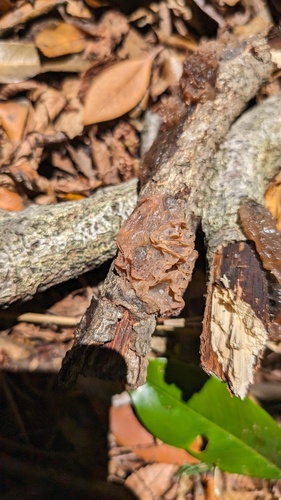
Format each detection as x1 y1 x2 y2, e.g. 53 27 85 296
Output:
60 35 276 396
0 179 137 305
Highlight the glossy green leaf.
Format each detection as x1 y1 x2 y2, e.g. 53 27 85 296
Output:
131 358 281 479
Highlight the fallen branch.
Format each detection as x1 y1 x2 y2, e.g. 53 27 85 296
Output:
0 179 137 305
60 35 277 396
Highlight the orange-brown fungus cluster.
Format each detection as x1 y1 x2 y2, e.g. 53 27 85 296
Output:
115 195 198 316
180 44 219 105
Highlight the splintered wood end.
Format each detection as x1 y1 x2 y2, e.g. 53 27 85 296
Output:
201 241 269 399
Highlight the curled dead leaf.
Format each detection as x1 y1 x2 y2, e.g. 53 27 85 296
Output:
0 187 24 211
83 53 157 125
0 42 41 83
125 463 178 499
110 404 196 465
35 23 87 58
66 0 92 18
0 0 12 15
41 53 92 74
84 0 108 7
0 99 30 142
265 171 281 231
0 0 64 35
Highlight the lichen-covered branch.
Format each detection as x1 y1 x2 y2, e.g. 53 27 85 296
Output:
60 35 274 393
0 179 137 305
198 93 281 250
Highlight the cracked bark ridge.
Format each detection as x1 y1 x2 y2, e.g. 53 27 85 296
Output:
60 35 273 390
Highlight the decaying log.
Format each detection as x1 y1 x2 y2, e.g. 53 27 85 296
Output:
0 179 137 305
60 35 276 396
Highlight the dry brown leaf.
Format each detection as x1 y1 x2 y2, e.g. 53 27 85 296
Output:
35 23 87 58
0 335 33 361
265 172 281 230
0 186 24 211
67 144 96 180
0 131 64 173
27 87 66 134
54 77 84 139
233 9 271 39
96 11 129 44
90 134 117 184
11 323 73 343
121 28 152 59
0 0 64 35
66 0 92 18
49 288 92 317
222 0 240 5
55 109 83 139
156 31 198 51
9 162 49 193
82 11 128 61
129 8 155 27
0 99 30 142
41 53 92 74
51 151 77 176
50 175 91 197
0 80 43 100
104 130 137 181
125 463 178 500
57 193 87 201
110 403 154 447
84 0 108 7
83 54 156 125
113 121 139 156
110 404 197 465
0 42 41 83
0 0 13 15
36 88 66 122
150 50 183 98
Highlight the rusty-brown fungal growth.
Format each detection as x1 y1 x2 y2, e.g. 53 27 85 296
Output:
179 43 219 105
115 195 198 316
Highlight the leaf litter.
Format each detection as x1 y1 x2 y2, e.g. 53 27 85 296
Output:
0 0 281 498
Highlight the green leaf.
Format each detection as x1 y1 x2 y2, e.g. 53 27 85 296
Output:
131 358 281 479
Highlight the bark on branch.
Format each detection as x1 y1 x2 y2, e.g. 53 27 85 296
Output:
0 179 137 305
59 35 277 397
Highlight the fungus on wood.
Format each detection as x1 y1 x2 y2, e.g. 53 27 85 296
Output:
59 34 281 398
